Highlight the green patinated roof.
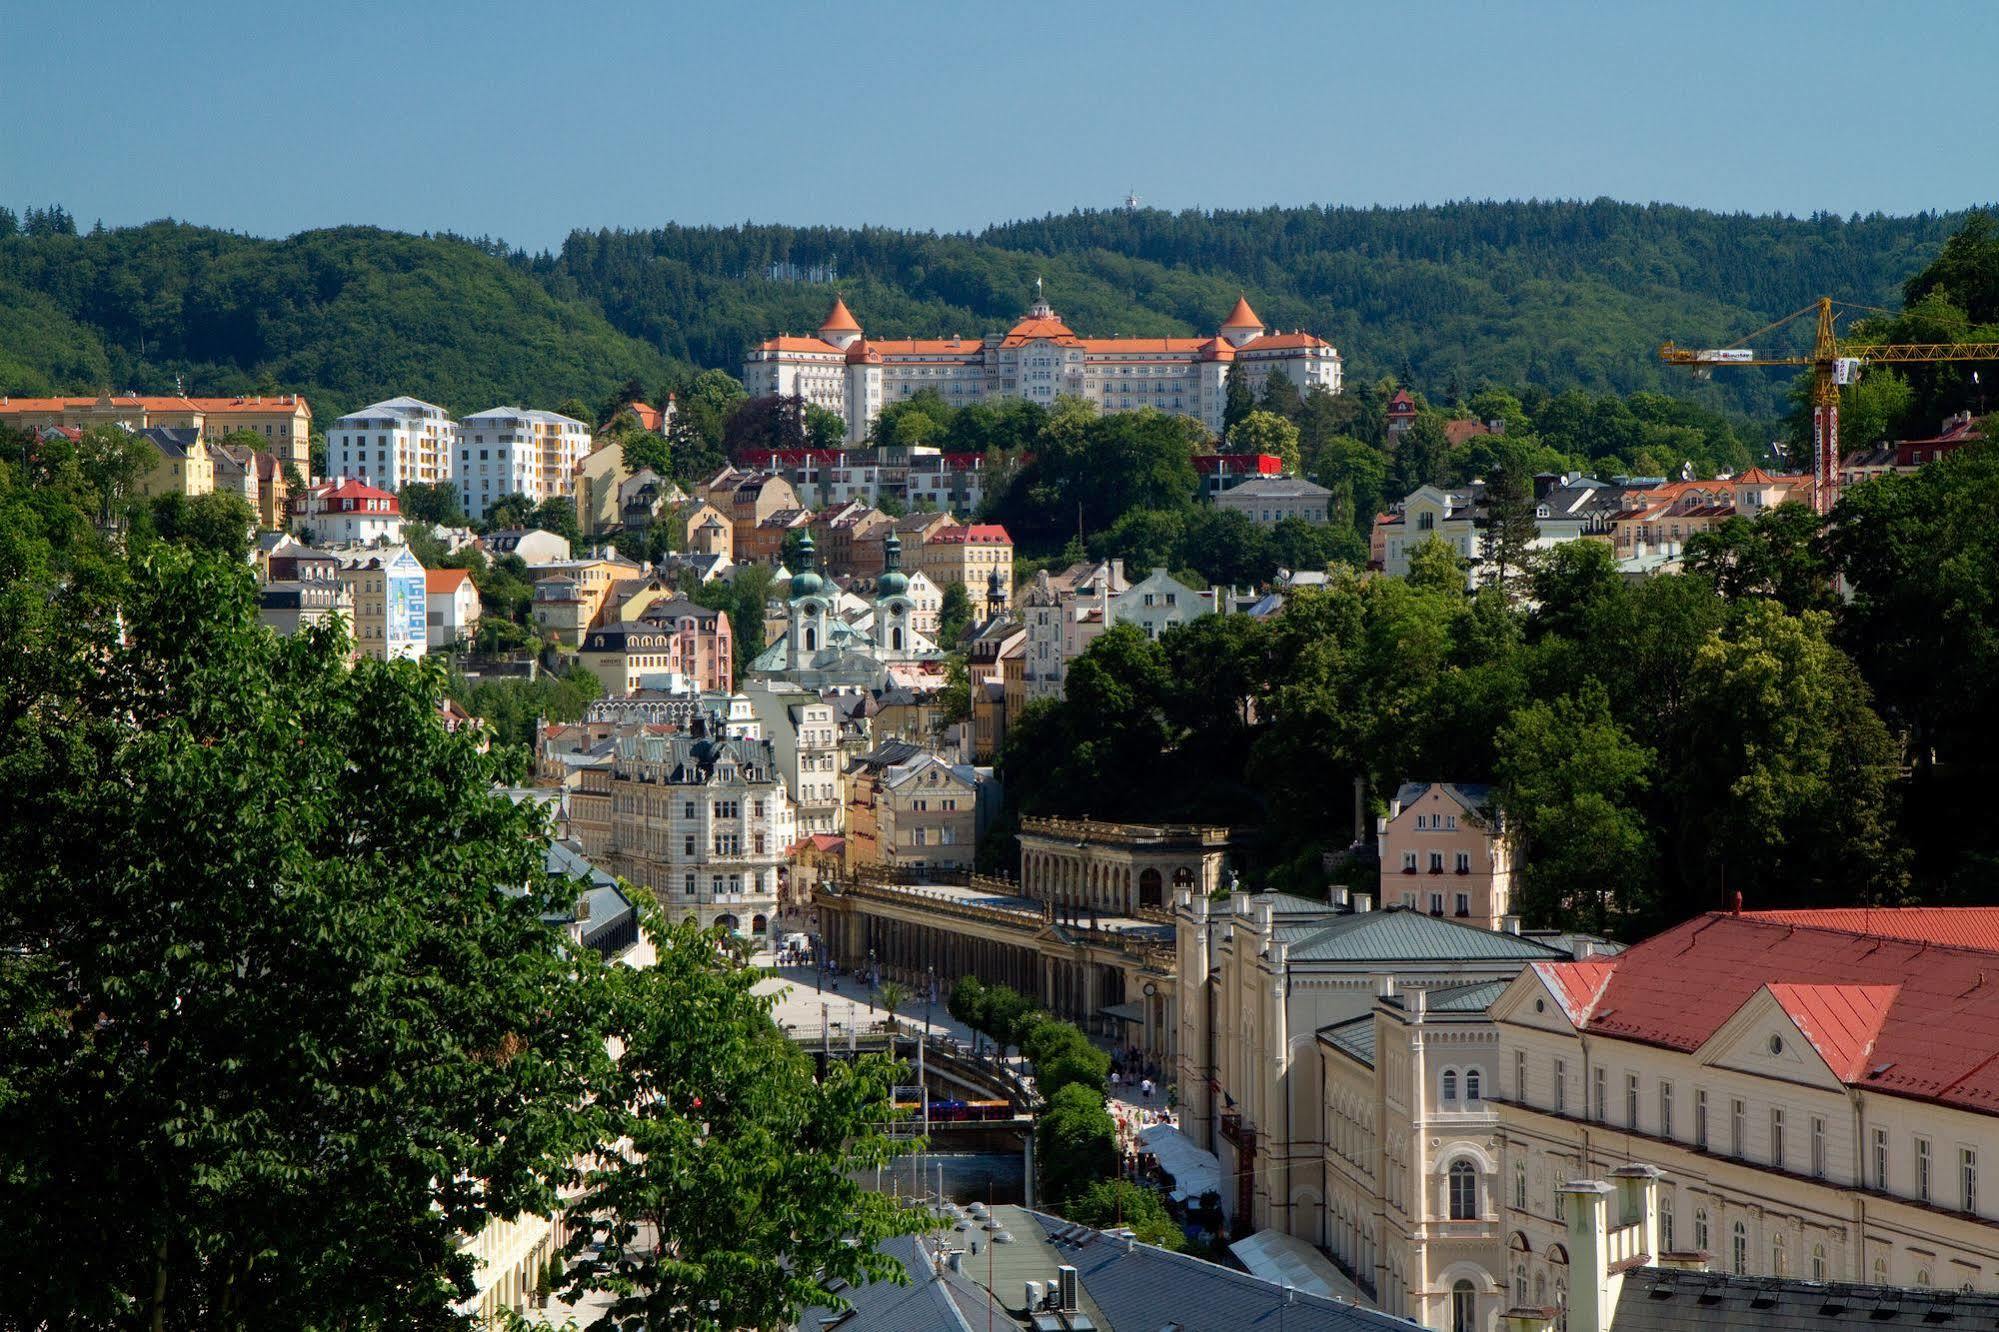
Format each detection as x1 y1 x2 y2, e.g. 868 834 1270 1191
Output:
1422 978 1511 1013
1321 1016 1376 1067
1284 908 1567 964
1259 891 1335 915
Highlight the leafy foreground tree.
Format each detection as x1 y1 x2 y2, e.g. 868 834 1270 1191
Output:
0 541 922 1331
557 913 922 1330
0 546 608 1330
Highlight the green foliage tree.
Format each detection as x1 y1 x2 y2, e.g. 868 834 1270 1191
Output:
1225 410 1301 473
447 663 603 750
1391 417 1450 496
1222 361 1254 437
556 911 922 1328
529 496 583 547
1257 367 1304 421
398 480 467 528
141 489 257 562
483 492 536 532
0 545 607 1329
1479 461 1536 591
937 580 973 644
1037 1084 1118 1198
1683 502 1833 615
1497 682 1657 934
621 430 671 477
1062 1179 1185 1250
1405 534 1468 594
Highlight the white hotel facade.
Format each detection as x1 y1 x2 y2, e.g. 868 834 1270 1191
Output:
323 397 590 519
743 292 1342 443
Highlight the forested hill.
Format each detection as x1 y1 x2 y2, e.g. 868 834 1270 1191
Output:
0 201 1981 424
537 201 1977 420
0 222 684 421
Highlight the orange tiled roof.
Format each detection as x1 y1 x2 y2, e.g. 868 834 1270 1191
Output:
999 315 1081 348
819 296 861 334
757 335 846 355
1221 295 1263 330
0 393 308 414
1078 337 1216 354
426 568 472 594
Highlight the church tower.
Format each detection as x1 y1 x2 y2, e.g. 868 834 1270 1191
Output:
875 533 914 658
787 533 829 671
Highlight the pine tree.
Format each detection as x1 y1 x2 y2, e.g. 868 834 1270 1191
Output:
1223 361 1254 437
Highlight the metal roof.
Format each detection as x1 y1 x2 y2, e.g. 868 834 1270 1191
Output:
1285 908 1566 964
1321 1016 1376 1067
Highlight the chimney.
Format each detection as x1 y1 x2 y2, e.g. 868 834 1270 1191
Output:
1408 986 1428 1016
1502 915 1522 935
1560 1179 1618 1332
1376 975 1397 999
575 894 592 921
1057 1265 1079 1312
1331 886 1350 910
946 1249 964 1273
1353 891 1373 914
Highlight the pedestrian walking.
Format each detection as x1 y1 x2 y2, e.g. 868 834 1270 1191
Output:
1141 1077 1153 1102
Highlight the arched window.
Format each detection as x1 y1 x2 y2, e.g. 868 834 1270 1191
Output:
1535 1272 1549 1306
1449 1159 1478 1220
891 627 904 650
1466 1069 1483 1103
1917 1267 1933 1288
1694 1208 1710 1253
1514 1160 1528 1210
803 625 817 651
1812 1243 1827 1282
1873 1256 1888 1285
1514 1265 1528 1308
1442 1070 1459 1104
1451 1280 1476 1332
1772 1230 1787 1278
1731 1221 1748 1275
1138 867 1163 908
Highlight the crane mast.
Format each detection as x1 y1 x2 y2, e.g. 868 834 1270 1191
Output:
1660 297 1999 514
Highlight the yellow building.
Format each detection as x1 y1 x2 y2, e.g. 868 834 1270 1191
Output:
913 522 1014 610
575 438 627 536
0 393 313 472
528 557 645 647
133 428 215 499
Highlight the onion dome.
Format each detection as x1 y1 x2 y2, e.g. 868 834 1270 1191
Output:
789 533 824 599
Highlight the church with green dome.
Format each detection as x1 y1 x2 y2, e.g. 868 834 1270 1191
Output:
747 532 944 689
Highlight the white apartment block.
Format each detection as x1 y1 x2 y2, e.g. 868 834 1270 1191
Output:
326 396 457 490
744 291 1341 444
457 407 592 521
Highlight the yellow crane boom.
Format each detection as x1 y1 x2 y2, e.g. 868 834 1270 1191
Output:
1660 297 1999 513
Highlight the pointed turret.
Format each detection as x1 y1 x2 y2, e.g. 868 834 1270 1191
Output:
819 296 863 350
1220 294 1264 347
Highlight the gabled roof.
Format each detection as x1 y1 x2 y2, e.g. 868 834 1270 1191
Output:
1746 907 1999 952
1572 910 1999 1115
424 568 471 594
1321 1015 1377 1067
1765 982 1900 1081
1391 781 1495 818
1532 959 1619 1024
1221 294 1263 329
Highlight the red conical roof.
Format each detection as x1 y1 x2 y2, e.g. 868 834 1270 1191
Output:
1221 295 1263 330
820 296 862 334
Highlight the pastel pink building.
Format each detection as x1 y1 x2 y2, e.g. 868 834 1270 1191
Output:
1378 781 1515 930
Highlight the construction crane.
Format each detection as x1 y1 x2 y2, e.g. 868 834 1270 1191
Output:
1660 296 1999 514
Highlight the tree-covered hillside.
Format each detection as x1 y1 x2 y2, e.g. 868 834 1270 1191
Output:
0 201 1983 426
536 201 1977 420
0 221 684 420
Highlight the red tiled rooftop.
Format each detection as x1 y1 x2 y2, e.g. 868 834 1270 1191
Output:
1745 907 1999 952
1575 911 1999 1115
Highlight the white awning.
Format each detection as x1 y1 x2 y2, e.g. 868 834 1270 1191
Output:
1229 1228 1374 1307
1135 1122 1221 1203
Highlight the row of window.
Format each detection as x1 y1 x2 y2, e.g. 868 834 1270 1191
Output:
1515 1052 1982 1213
1400 851 1474 873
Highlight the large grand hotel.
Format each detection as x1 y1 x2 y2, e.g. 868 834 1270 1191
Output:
743 289 1342 443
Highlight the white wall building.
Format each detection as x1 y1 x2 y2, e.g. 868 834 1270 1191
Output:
325 396 457 490
1108 567 1214 642
745 292 1341 444
457 407 592 521
1215 475 1335 526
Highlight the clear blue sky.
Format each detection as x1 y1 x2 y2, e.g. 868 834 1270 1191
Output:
9 0 1996 251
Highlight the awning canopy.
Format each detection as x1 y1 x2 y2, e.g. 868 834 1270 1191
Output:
1135 1122 1221 1203
1229 1228 1374 1307
1099 1001 1146 1024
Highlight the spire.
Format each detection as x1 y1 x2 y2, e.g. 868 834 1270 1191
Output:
819 295 861 334
877 532 908 599
1221 294 1263 330
1028 275 1053 319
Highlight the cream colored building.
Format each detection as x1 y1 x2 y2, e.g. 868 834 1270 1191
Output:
332 545 429 661
1492 908 1999 1319
912 522 1014 611
1378 782 1515 930
745 292 1341 443
132 428 215 499
1214 475 1335 526
1175 890 1571 1265
528 557 645 647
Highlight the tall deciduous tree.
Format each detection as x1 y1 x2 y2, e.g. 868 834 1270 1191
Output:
0 546 607 1329
1497 682 1658 934
1226 409 1302 472
1479 462 1537 592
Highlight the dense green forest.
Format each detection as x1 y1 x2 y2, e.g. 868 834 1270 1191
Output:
0 217 684 420
0 199 1985 425
535 201 1979 419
